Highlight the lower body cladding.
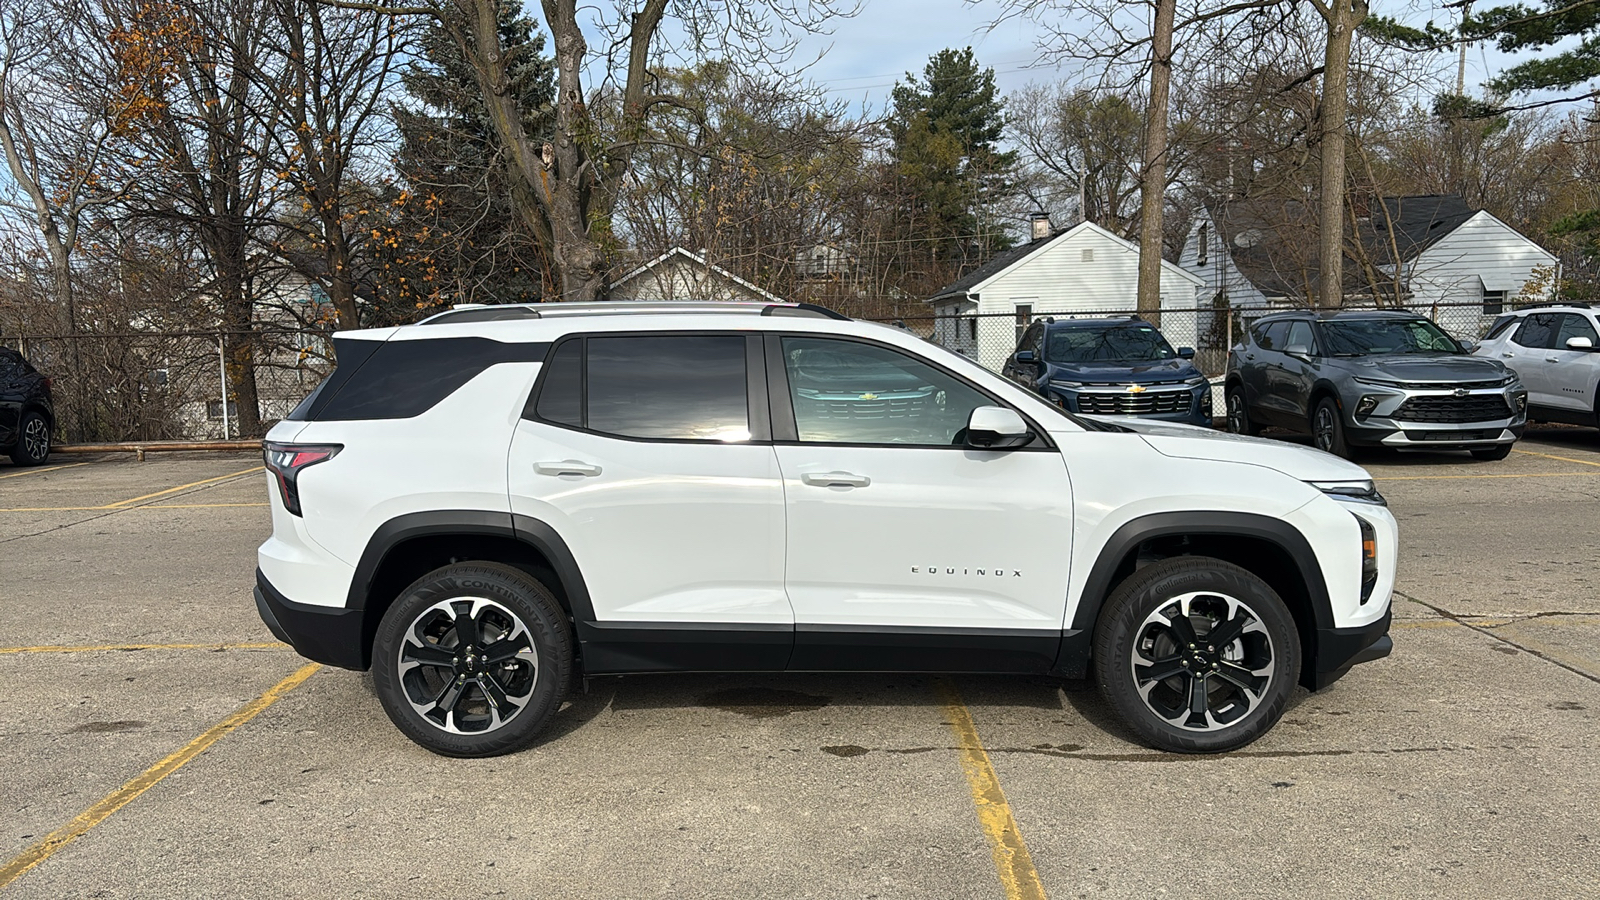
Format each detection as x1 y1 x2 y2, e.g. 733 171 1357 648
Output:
254 569 1391 688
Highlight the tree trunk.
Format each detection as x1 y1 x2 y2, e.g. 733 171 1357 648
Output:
211 225 263 436
1136 0 1177 325
1314 0 1368 308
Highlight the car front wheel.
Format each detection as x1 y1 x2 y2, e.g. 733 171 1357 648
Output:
9 411 50 466
1225 388 1259 436
1311 397 1351 458
1094 557 1300 753
372 562 572 757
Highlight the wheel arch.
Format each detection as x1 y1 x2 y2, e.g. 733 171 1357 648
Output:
348 510 594 669
1308 380 1342 413
1058 512 1332 690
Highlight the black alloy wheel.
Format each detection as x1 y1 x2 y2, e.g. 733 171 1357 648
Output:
10 412 50 466
373 562 571 757
1225 389 1258 436
1311 397 1351 459
1095 556 1299 753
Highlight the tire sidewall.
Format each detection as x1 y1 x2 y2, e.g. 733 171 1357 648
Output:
11 412 50 466
1094 558 1301 753
372 562 571 758
1313 397 1349 458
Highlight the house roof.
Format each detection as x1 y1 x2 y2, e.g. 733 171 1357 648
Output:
1361 194 1476 267
927 220 1202 303
612 247 783 302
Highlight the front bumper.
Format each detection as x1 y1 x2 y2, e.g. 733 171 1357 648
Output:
255 568 369 670
1343 383 1527 449
1310 607 1392 690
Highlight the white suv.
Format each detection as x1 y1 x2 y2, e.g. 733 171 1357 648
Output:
1475 304 1600 428
255 301 1397 757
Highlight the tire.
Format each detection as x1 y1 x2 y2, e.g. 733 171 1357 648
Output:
372 562 573 758
1470 444 1512 461
1093 556 1300 753
1225 387 1259 436
1311 397 1351 459
9 411 50 466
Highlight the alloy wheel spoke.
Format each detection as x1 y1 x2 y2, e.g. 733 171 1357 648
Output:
1187 673 1210 720
402 640 456 667
1215 661 1269 697
1135 654 1186 685
451 603 481 649
433 677 467 714
1207 610 1250 649
1164 608 1199 646
481 634 530 666
478 672 513 712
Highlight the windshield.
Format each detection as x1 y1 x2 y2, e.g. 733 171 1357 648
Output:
1318 319 1463 356
1045 324 1176 363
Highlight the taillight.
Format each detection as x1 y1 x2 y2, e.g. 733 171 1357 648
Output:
263 441 342 516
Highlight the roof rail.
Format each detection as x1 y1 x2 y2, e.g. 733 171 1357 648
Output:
416 300 850 325
1515 301 1591 311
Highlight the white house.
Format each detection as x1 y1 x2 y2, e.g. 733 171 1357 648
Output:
611 247 782 303
1179 195 1557 330
926 219 1205 372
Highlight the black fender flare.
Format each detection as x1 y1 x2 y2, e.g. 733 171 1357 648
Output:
1054 511 1332 677
346 509 596 624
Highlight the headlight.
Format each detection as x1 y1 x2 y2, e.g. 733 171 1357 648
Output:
1308 479 1386 506
1049 380 1085 390
1352 377 1403 388
1184 375 1209 386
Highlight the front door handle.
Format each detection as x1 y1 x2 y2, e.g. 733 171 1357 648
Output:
1501 352 1515 359
801 471 870 488
1547 356 1561 362
535 460 602 477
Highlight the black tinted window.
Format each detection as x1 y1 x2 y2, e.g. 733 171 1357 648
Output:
781 337 992 445
1556 314 1599 348
1484 315 1516 340
1320 318 1461 356
586 336 749 441
316 338 548 420
1253 322 1289 351
1285 321 1316 352
1512 314 1558 349
535 340 582 426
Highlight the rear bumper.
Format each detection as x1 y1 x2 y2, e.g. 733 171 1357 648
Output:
1309 608 1392 690
255 568 369 670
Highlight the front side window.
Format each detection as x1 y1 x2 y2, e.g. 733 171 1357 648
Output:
1556 313 1599 348
781 337 992 446
1285 320 1317 353
534 335 750 441
1319 319 1462 356
1045 324 1177 363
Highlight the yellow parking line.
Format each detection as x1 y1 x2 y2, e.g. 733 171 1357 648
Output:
1375 472 1600 481
0 503 269 512
0 662 320 890
937 679 1047 900
0 642 286 655
101 466 263 508
1512 448 1600 469
0 462 90 480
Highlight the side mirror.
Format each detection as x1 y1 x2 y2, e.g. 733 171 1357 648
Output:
1014 350 1036 364
1177 346 1196 360
1284 343 1312 360
1459 339 1479 353
1567 336 1594 351
964 406 1032 451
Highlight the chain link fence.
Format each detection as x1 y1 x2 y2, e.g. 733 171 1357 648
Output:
4 299 1516 442
2 329 333 443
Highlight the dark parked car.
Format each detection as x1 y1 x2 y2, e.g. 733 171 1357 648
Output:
1225 310 1527 460
1002 316 1212 426
0 347 53 466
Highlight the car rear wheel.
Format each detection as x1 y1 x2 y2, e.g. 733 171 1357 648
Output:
9 411 50 466
373 562 572 757
1094 556 1300 753
1311 397 1351 458
1225 388 1259 436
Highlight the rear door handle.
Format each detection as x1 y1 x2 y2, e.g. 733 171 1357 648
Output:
535 460 602 477
1547 356 1561 362
801 471 870 488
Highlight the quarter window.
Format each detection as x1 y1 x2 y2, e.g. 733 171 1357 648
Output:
780 337 993 446
534 340 582 426
1556 314 1599 348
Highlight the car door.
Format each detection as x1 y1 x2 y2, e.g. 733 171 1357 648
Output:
1278 319 1321 424
766 333 1074 674
1503 314 1559 405
1250 322 1294 426
1545 314 1600 414
507 332 792 671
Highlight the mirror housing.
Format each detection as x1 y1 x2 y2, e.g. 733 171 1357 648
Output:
1176 346 1196 360
1567 336 1595 351
964 406 1033 451
1014 350 1036 364
1459 338 1479 353
1284 343 1311 360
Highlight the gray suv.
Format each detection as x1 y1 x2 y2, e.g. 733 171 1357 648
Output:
1225 310 1528 460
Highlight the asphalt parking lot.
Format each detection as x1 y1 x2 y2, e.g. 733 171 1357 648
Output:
2 433 1598 899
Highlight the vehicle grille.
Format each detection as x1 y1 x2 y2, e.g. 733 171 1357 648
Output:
1078 390 1191 416
1402 429 1499 442
1395 395 1510 423
806 395 929 420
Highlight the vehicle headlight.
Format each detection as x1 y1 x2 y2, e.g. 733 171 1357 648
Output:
1049 380 1085 390
1184 375 1209 386
1308 479 1387 506
1352 377 1403 388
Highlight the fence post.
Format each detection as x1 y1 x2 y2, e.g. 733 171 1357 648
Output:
218 334 230 440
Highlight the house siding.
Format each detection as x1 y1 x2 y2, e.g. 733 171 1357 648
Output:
1404 211 1557 333
1177 209 1272 309
960 224 1202 371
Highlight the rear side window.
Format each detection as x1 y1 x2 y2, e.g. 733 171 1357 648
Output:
1512 314 1558 349
313 337 549 421
1556 313 1599 348
1253 322 1289 351
1483 315 1516 340
530 335 751 442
